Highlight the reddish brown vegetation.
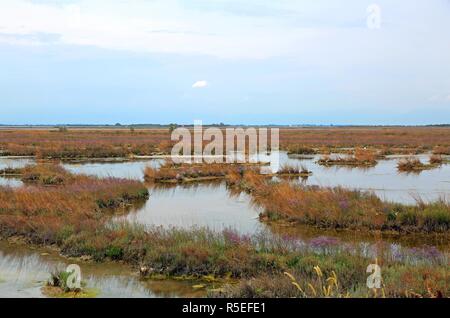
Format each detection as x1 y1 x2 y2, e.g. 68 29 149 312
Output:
429 155 444 165
397 157 443 172
279 127 450 150
433 146 450 155
227 171 450 233
276 164 312 176
0 129 171 158
0 164 148 244
144 160 261 183
318 148 378 166
1 127 450 159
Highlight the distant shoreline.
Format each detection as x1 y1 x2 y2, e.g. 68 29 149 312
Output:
0 124 449 129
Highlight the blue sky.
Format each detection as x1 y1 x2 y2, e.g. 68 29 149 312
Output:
0 0 449 125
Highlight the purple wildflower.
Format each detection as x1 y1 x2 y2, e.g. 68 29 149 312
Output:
339 199 350 210
223 228 251 245
309 236 340 249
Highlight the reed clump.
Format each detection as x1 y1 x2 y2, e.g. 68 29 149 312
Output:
429 155 444 165
20 164 77 185
318 149 377 167
276 164 312 176
397 157 442 172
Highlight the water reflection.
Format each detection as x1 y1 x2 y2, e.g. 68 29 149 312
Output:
63 159 163 181
0 177 23 187
118 182 264 235
0 158 32 187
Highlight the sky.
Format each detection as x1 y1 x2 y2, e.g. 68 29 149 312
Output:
0 0 449 125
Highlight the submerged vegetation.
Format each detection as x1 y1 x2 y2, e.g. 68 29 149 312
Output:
226 171 450 233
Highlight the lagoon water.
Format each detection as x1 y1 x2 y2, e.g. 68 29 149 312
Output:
0 158 33 187
119 182 264 234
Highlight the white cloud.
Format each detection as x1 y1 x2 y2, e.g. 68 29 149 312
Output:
0 0 449 67
0 0 314 59
192 80 208 88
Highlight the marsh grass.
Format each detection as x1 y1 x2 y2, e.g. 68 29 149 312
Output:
276 164 312 176
0 164 148 245
214 263 448 298
429 155 444 165
1 127 450 159
49 223 449 298
433 146 450 155
144 160 262 183
278 127 450 152
0 129 170 159
286 145 317 155
145 161 314 184
227 171 450 233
